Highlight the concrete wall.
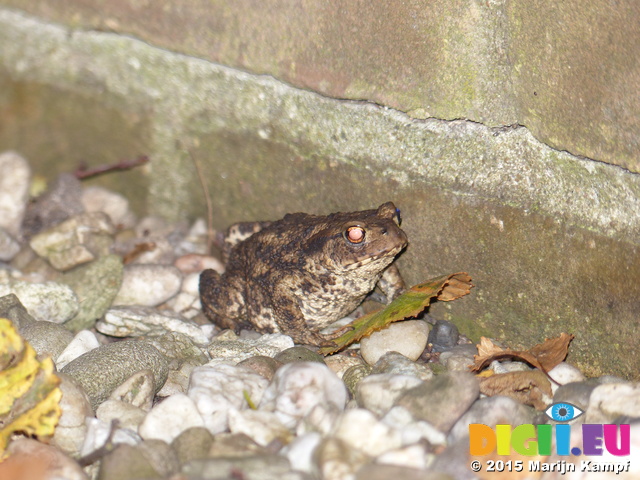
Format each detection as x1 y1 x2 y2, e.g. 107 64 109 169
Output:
0 3 639 378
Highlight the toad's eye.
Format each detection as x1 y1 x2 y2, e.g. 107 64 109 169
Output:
394 207 402 226
544 402 584 422
345 226 366 244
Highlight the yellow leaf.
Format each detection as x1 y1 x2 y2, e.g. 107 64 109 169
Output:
0 318 62 455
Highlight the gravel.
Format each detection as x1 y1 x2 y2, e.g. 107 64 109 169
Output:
1 151 637 480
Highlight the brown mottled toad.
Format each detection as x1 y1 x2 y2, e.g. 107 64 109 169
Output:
199 202 408 345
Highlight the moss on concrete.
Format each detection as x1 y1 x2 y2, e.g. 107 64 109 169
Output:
1 10 640 378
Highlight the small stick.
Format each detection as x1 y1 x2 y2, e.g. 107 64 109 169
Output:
74 155 149 180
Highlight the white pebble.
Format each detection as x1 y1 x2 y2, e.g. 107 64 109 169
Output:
138 393 205 443
0 280 79 324
0 151 30 236
356 373 423 416
81 186 136 229
586 382 640 424
332 408 402 456
259 362 347 429
96 400 147 432
109 369 156 411
382 406 447 447
377 444 432 470
55 330 100 369
282 432 322 474
112 264 182 307
98 306 208 345
548 362 586 394
52 373 93 456
80 417 140 458
188 364 269 434
360 320 430 365
228 409 292 446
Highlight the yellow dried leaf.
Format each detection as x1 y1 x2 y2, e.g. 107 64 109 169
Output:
0 318 62 455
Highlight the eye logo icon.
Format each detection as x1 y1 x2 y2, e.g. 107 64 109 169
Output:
545 402 583 422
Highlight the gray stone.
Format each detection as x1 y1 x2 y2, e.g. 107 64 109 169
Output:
438 345 477 373
207 432 269 458
428 438 480 480
371 351 433 381
22 173 84 237
0 228 20 261
427 320 459 352
29 212 115 271
553 381 598 418
20 319 75 361
207 333 294 365
183 455 306 480
171 427 215 464
61 339 169 410
0 150 30 237
145 331 209 366
274 346 326 364
62 254 124 332
137 440 180 477
342 364 373 398
98 305 207 344
356 464 451 480
98 444 163 480
396 372 480 433
112 264 182 307
237 355 281 381
0 293 36 330
356 373 424 417
448 396 536 443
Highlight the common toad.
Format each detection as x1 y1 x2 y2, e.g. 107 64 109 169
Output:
199 202 408 345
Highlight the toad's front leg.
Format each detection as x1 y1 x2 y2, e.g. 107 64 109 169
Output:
377 264 406 302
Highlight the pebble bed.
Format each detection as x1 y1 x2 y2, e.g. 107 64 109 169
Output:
0 150 638 480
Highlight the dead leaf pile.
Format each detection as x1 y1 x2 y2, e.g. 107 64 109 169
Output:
318 272 473 355
469 333 575 410
0 318 62 457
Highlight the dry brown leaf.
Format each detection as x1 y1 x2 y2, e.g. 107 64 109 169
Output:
480 370 552 410
470 333 574 373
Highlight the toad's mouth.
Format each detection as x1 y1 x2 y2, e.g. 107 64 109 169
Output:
341 244 405 269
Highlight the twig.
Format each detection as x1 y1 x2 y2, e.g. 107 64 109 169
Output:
74 155 149 180
188 149 215 254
